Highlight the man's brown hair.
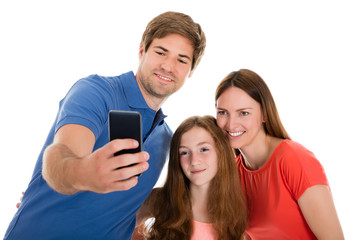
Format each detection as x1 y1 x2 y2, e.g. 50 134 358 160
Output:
141 11 206 73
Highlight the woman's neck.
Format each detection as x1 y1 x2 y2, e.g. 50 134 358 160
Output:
240 135 283 170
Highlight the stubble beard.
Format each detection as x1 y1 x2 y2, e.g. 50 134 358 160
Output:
138 72 177 100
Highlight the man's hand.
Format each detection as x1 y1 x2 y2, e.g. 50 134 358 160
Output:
42 124 150 195
73 139 150 193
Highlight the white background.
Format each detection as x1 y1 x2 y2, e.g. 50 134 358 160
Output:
1 0 359 238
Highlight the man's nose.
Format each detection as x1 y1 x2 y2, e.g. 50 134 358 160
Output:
161 56 176 73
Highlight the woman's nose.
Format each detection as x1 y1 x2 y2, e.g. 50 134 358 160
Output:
226 115 239 131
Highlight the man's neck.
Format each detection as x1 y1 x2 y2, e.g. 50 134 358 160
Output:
143 95 167 111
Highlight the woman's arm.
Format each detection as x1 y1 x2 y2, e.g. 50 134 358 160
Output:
298 184 344 240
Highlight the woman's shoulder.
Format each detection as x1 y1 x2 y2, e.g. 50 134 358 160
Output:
275 139 316 159
274 139 324 172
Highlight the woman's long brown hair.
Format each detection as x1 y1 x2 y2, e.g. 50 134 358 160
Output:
215 69 290 140
143 115 248 239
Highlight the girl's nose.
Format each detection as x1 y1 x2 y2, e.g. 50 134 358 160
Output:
190 152 202 166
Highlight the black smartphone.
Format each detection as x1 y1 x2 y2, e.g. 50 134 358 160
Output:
109 110 142 158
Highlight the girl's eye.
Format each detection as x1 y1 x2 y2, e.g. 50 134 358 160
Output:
200 147 209 152
179 151 189 156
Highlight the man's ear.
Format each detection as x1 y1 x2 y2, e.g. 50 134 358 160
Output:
138 44 145 59
188 70 193 78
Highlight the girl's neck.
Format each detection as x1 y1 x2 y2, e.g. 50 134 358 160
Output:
240 135 283 170
190 184 211 223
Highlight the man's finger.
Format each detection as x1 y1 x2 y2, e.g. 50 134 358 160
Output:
108 161 148 181
109 151 149 170
103 139 139 158
111 176 139 191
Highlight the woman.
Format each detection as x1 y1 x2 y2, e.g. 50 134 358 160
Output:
134 115 248 240
215 69 344 239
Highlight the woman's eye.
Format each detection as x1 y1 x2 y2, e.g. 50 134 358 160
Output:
241 111 249 116
217 110 226 115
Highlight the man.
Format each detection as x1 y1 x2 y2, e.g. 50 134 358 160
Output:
4 11 206 240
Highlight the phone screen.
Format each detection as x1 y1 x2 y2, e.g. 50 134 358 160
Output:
108 110 142 156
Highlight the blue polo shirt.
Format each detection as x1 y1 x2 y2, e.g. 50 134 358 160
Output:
4 71 172 240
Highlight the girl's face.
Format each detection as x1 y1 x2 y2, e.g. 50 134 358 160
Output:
179 127 218 189
216 86 265 150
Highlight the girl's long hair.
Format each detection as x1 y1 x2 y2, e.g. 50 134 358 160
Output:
144 115 247 239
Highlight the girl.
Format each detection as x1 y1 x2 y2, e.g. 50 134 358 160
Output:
215 69 344 239
134 115 248 240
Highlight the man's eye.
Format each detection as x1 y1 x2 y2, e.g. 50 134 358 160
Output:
156 51 165 56
178 59 187 64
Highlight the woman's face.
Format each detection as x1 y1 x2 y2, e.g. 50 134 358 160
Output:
179 127 218 189
216 86 265 150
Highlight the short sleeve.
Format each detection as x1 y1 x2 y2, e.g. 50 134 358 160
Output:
56 75 114 139
279 141 329 200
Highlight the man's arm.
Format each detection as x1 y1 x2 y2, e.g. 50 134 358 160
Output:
42 124 150 195
298 185 344 240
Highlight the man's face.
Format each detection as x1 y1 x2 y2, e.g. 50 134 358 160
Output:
136 34 194 108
